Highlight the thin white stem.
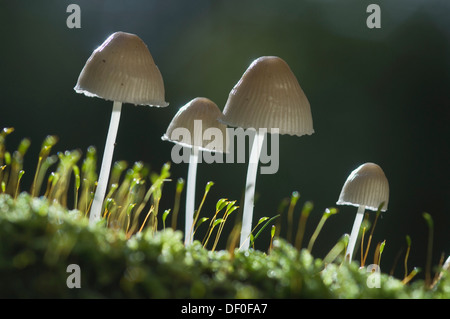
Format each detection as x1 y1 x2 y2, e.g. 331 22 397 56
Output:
239 130 265 251
184 146 199 246
89 101 122 224
346 205 366 262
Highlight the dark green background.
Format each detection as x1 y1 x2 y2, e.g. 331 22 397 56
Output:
1 0 449 281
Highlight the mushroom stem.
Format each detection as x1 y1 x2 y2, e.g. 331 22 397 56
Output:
89 101 122 224
239 130 265 250
184 146 199 245
346 205 366 262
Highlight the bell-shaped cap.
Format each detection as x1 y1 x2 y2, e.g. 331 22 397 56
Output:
219 56 314 136
74 31 168 107
162 97 228 153
337 162 389 212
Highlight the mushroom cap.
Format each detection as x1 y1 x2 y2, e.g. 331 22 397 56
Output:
337 162 389 212
219 56 314 136
74 31 168 107
162 97 228 153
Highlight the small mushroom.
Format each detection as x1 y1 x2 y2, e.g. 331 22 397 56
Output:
219 56 314 250
74 31 168 224
162 97 227 245
336 162 389 262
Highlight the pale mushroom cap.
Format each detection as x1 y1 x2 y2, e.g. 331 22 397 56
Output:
74 31 168 107
219 56 314 136
162 97 228 153
337 162 389 212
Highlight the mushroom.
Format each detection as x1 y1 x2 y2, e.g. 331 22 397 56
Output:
336 162 389 262
219 56 314 250
74 31 168 224
162 97 227 245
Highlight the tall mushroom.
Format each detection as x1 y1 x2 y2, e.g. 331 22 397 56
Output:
162 97 227 245
74 31 168 224
219 56 314 250
336 162 389 262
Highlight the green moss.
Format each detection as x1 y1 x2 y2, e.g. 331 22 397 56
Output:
0 193 448 298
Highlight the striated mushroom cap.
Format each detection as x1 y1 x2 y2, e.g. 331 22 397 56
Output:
337 162 389 212
219 56 313 136
162 97 228 153
74 31 168 107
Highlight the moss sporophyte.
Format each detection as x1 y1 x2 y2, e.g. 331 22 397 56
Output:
1 31 449 298
0 128 449 298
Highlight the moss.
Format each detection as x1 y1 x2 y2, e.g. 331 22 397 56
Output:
0 193 448 298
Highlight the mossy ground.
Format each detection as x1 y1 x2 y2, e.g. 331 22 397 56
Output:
1 193 448 299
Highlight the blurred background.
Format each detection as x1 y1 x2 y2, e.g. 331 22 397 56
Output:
1 0 449 280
